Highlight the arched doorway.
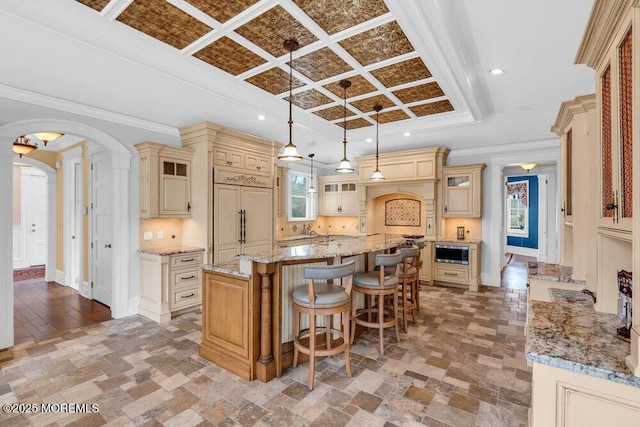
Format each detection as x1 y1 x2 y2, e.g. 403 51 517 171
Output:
0 119 134 349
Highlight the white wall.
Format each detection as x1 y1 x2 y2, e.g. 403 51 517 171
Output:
447 138 561 286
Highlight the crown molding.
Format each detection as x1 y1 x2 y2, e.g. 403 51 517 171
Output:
448 138 559 158
0 84 179 137
550 93 596 136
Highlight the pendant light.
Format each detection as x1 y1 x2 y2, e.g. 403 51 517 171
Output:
370 104 385 181
308 153 317 193
335 79 354 173
278 39 303 162
12 135 38 158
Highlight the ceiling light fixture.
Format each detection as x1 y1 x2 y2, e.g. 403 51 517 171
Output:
370 104 385 181
520 163 537 173
12 135 38 158
335 79 354 173
403 131 411 137
33 132 63 146
278 39 303 162
490 68 507 75
256 114 266 121
365 138 373 143
308 153 317 194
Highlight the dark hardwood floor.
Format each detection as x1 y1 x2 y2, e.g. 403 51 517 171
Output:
13 278 112 345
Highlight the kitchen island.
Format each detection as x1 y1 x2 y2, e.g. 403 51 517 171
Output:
199 234 406 382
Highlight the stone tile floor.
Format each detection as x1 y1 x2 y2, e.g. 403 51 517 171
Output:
0 284 530 426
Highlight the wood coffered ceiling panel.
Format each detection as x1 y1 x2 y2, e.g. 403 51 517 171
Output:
285 89 333 109
373 109 410 124
313 105 356 121
410 100 454 116
291 47 353 82
75 0 109 12
370 57 432 88
350 94 395 113
185 0 259 24
393 82 445 104
246 67 305 95
116 0 212 50
194 37 266 76
339 21 414 66
291 0 390 35
235 5 317 57
323 75 376 98
336 118 373 129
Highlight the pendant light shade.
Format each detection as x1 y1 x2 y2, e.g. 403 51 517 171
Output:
12 135 38 158
370 104 385 181
335 79 354 173
308 153 317 193
33 132 63 146
278 39 303 162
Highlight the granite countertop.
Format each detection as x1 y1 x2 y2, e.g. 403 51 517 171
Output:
527 261 586 284
526 288 639 388
240 233 406 264
276 233 359 242
138 246 205 256
203 260 250 278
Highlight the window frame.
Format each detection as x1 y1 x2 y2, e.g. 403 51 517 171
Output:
506 179 529 237
287 170 316 221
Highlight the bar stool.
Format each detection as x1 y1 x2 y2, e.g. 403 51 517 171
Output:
397 246 420 332
292 260 355 390
350 252 402 355
414 241 425 311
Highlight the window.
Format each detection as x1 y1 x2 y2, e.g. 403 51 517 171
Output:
288 171 315 221
506 180 529 236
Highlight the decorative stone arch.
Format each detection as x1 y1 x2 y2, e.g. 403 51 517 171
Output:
0 119 134 349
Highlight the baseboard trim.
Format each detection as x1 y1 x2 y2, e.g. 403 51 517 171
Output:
55 269 65 285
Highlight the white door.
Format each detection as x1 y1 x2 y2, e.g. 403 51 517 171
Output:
90 151 112 307
242 187 273 254
65 161 83 291
26 171 47 266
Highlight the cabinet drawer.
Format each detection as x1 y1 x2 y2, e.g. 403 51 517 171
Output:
171 286 201 310
434 265 469 284
170 252 203 268
171 268 201 289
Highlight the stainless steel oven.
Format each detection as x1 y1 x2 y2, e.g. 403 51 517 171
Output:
434 244 469 265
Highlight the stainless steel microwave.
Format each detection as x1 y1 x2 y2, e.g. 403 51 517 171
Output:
434 244 469 265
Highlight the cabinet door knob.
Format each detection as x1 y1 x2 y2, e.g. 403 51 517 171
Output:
105 244 112 248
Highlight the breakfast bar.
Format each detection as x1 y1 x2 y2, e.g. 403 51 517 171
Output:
199 234 406 382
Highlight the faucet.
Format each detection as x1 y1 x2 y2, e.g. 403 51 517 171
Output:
308 230 319 236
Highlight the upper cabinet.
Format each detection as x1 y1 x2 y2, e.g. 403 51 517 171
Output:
136 142 194 218
213 146 273 175
319 175 358 216
442 164 485 217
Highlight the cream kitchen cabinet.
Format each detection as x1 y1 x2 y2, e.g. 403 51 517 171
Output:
419 241 432 283
276 166 288 217
213 146 272 175
138 249 204 323
442 164 485 218
319 175 358 216
214 182 273 263
135 142 194 218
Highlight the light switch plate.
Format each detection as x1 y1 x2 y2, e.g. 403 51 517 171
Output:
157 231 163 239
143 232 152 241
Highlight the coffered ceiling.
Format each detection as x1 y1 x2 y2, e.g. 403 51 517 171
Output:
76 0 453 130
0 0 596 166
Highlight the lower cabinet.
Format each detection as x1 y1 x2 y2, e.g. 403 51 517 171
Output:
199 270 260 381
419 242 432 283
432 241 481 291
530 363 640 427
138 250 204 322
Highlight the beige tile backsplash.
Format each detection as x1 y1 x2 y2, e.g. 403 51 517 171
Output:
139 218 183 250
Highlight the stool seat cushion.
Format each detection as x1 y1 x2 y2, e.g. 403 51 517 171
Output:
292 283 349 305
353 271 399 288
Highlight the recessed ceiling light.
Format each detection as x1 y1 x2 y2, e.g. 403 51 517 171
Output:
489 68 507 76
256 114 266 121
365 138 373 143
516 105 534 111
403 131 411 137
307 141 317 146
